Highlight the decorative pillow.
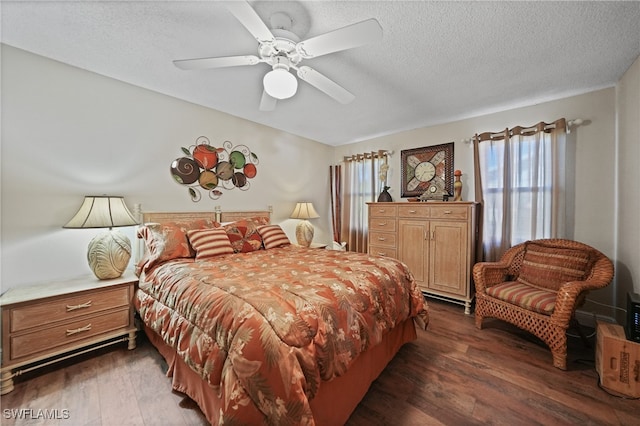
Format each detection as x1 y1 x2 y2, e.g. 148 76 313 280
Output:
517 242 593 291
223 219 263 253
250 216 270 226
257 225 291 249
136 219 218 272
187 228 234 260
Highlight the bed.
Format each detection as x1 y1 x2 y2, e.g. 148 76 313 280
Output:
133 209 428 425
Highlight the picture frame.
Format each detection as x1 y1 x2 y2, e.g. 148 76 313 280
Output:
400 142 454 198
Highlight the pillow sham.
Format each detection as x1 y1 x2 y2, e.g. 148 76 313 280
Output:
136 219 218 273
187 228 234 260
257 225 291 249
223 219 263 253
517 242 593 291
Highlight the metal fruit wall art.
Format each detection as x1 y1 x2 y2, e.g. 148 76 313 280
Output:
170 136 258 201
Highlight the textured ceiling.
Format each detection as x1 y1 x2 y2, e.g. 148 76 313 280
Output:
2 1 639 146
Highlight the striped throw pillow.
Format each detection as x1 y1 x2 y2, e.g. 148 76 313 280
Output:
187 228 234 260
257 225 291 249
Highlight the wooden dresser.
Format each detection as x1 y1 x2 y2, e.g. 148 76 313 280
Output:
368 202 478 314
0 273 137 394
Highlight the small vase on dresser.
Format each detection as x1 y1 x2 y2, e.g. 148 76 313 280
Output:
377 186 393 202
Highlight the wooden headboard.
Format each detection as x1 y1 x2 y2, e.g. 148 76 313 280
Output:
140 206 272 225
134 206 273 264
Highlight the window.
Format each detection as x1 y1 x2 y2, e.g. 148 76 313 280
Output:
475 119 567 261
335 152 387 253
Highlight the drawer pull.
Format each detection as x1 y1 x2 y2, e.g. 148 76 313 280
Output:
377 252 387 256
377 209 386 213
443 210 452 214
66 301 92 312
409 210 417 214
66 324 92 336
378 222 387 226
377 237 386 241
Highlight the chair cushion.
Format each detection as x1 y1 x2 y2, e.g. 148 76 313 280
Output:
517 242 593 291
486 281 557 315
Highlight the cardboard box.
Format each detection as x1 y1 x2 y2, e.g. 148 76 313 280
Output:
596 321 640 397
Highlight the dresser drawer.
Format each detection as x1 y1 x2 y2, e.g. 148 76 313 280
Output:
368 245 397 258
369 205 397 217
430 205 468 220
10 286 130 333
369 218 397 232
398 205 430 218
369 231 397 247
10 308 131 361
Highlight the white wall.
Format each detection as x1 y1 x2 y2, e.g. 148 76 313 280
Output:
615 55 640 320
3 44 638 319
1 45 332 290
333 87 623 316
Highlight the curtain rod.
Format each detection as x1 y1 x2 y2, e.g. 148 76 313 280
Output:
460 118 583 144
343 150 393 162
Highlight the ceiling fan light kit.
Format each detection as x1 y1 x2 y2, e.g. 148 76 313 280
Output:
263 57 298 99
173 1 382 109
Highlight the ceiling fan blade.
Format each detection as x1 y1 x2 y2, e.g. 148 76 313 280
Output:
296 66 355 104
259 91 277 111
296 18 382 59
226 1 275 44
173 55 260 70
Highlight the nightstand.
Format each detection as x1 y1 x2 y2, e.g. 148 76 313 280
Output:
0 273 138 395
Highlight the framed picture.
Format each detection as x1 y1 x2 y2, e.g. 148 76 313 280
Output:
401 142 454 198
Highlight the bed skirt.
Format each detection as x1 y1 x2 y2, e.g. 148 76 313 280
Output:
143 318 417 425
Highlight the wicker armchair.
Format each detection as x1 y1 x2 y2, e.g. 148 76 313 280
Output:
473 239 614 370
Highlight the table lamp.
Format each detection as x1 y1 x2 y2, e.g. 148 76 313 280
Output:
290 202 320 247
64 195 139 279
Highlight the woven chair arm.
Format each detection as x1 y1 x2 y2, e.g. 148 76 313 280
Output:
552 256 614 324
473 262 510 293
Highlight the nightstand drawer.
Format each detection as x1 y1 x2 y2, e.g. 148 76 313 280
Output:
10 287 130 333
368 245 397 258
10 308 131 360
369 231 397 247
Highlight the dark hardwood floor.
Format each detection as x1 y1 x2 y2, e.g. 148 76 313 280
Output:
1 300 638 425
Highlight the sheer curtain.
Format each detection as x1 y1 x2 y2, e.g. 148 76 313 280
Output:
331 152 386 253
474 118 567 261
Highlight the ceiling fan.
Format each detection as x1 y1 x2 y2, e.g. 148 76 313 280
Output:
173 1 383 111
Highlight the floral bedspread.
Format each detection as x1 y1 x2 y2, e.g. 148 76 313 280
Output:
135 245 428 425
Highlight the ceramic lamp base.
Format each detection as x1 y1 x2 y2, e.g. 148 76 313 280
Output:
87 229 132 280
295 220 314 247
